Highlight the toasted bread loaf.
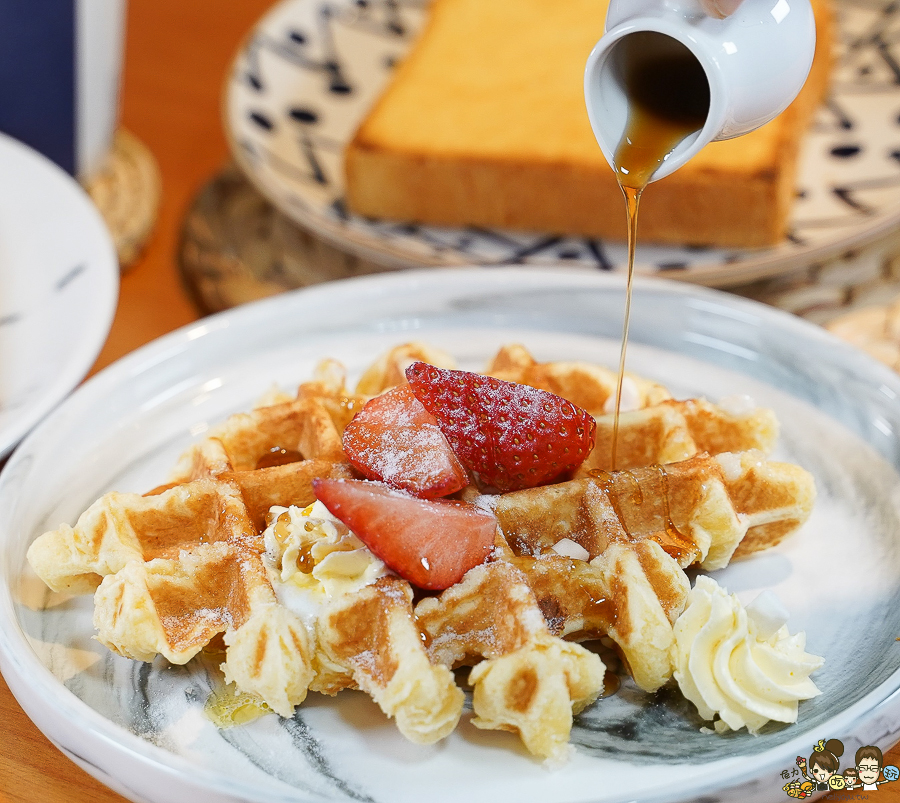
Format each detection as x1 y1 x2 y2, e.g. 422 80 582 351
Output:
345 0 832 248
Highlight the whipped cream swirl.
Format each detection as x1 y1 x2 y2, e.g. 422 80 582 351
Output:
672 576 824 733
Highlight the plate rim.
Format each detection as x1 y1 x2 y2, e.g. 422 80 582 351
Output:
2 266 900 803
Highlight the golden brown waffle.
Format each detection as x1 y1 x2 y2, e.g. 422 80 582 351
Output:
497 543 688 693
27 477 254 594
170 353 371 488
415 561 605 761
29 472 460 737
296 357 369 437
486 343 671 418
484 344 778 471
484 450 814 691
171 396 346 481
163 365 362 531
495 450 814 571
315 574 464 743
28 476 317 717
222 461 355 532
581 398 779 472
355 342 456 396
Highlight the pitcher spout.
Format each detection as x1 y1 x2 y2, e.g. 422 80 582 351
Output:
586 0 816 184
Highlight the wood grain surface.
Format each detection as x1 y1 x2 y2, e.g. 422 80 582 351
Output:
0 1 898 802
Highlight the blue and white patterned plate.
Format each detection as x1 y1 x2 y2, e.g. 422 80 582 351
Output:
225 0 900 287
1 267 899 803
0 132 118 458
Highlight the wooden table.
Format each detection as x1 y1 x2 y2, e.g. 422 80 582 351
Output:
0 1 899 801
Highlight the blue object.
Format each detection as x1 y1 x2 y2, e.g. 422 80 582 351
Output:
0 1 76 174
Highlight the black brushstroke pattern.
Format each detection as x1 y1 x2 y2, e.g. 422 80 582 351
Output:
257 141 337 186
824 99 854 131
831 144 862 157
587 239 615 271
502 236 566 263
56 263 86 291
280 715 379 802
250 111 275 131
834 186 878 214
297 132 328 184
132 661 157 736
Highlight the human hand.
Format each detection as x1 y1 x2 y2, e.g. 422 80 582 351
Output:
700 0 745 18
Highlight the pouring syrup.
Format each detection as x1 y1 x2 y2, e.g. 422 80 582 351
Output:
609 33 709 468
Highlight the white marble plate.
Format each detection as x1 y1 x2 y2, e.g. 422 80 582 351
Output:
225 0 900 287
0 132 118 458
1 268 900 803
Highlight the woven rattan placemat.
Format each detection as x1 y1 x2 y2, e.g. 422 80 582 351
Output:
179 164 900 361
84 129 161 270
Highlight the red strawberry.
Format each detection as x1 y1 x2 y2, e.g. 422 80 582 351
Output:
405 361 595 491
342 385 468 498
312 478 496 590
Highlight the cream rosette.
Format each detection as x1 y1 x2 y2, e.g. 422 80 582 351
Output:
672 575 824 733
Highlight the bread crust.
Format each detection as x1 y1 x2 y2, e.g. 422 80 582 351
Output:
345 0 833 248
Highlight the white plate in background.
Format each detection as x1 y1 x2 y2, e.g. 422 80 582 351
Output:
0 132 118 458
225 0 900 286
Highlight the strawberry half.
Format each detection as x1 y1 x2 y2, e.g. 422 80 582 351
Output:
312 478 496 590
405 361 595 491
342 385 468 498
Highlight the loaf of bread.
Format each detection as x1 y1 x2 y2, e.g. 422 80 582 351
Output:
345 0 832 249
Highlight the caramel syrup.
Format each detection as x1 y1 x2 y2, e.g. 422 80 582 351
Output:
651 465 696 565
609 33 709 468
255 446 304 470
588 465 696 564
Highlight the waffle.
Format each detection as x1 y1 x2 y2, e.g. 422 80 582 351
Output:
486 343 671 418
488 450 815 691
416 561 605 761
27 473 464 740
495 542 688 693
27 476 317 717
495 450 815 571
26 342 817 759
581 398 779 472
355 342 456 397
163 360 362 531
315 574 464 742
172 397 345 481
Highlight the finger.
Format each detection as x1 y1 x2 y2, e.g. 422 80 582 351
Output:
700 0 744 18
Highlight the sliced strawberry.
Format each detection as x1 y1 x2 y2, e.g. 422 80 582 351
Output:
405 361 596 492
312 478 496 590
342 385 468 498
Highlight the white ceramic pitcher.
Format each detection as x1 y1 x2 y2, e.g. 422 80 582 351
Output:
584 0 816 183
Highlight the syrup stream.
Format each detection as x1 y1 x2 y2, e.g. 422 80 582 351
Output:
610 184 641 470
609 34 709 468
